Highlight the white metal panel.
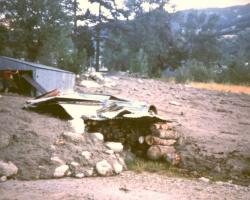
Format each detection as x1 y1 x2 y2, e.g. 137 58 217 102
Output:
34 69 75 92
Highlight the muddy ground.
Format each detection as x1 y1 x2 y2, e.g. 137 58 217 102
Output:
0 74 250 199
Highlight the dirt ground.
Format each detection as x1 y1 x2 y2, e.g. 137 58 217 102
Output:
0 171 249 200
76 75 250 184
1 74 250 199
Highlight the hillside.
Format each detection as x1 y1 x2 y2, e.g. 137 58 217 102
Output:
172 3 250 36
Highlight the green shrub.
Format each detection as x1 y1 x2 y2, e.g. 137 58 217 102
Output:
175 59 216 83
217 62 250 84
130 48 149 75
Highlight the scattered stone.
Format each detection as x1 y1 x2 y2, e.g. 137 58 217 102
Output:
0 161 18 177
215 181 224 186
80 80 101 88
66 170 72 177
199 177 210 183
53 165 69 178
138 79 144 83
50 145 56 151
91 132 104 141
70 161 79 167
54 138 65 145
113 162 123 174
0 134 10 149
105 142 123 153
0 176 7 182
96 160 112 176
169 101 181 106
50 156 65 165
62 132 85 144
104 150 114 155
85 168 94 177
75 173 84 178
81 151 92 160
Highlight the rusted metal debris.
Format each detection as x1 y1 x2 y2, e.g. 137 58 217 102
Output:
25 90 181 165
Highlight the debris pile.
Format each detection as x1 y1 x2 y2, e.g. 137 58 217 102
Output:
25 91 181 166
49 131 126 178
79 70 116 88
0 95 127 181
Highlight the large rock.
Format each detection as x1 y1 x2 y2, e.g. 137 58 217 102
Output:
53 164 69 178
70 118 85 134
62 132 85 144
96 160 112 176
0 161 18 177
91 132 104 141
113 162 123 174
105 142 123 153
0 176 7 182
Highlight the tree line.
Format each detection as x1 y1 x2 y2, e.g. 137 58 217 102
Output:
0 0 249 83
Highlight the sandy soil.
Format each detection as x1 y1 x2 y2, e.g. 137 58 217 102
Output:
77 75 250 184
1 74 250 199
1 171 250 200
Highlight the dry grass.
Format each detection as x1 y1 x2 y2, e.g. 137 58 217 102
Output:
189 82 250 95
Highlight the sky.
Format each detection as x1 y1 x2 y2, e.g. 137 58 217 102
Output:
79 0 250 13
170 0 250 10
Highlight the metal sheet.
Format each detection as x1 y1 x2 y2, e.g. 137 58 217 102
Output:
59 103 102 119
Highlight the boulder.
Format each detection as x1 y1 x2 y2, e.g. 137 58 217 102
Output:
0 176 7 182
96 160 112 176
105 150 114 155
75 173 84 178
105 142 123 153
113 162 123 174
62 132 85 144
85 168 94 177
0 161 18 177
91 132 104 141
70 161 79 167
53 165 69 178
70 118 85 134
199 177 210 183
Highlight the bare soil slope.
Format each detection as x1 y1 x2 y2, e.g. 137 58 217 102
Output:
77 75 250 184
1 75 250 200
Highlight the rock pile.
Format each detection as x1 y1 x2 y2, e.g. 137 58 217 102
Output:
78 71 116 88
0 160 18 182
48 131 126 179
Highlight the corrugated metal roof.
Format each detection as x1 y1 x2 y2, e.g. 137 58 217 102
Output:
0 56 74 74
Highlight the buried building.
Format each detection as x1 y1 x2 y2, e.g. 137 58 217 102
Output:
0 56 75 95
